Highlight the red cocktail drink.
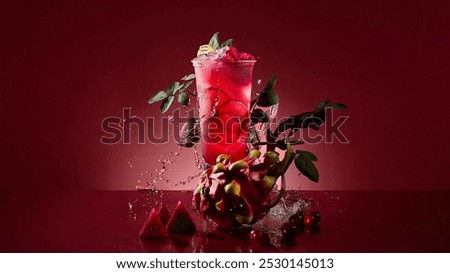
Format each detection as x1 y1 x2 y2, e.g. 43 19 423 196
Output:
192 47 256 165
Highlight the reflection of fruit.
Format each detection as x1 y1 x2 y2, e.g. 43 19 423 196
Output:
281 222 297 238
192 150 284 229
139 208 168 239
310 211 321 224
166 201 196 234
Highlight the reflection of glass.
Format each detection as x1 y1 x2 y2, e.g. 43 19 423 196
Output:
192 59 256 165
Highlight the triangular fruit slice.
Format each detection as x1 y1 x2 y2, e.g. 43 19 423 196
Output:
166 201 196 234
139 208 167 239
158 203 171 227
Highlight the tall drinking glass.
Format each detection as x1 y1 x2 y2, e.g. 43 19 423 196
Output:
192 59 256 165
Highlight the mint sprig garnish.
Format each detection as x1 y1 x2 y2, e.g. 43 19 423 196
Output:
249 76 347 183
209 32 233 50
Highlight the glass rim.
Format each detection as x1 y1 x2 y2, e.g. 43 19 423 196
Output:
191 59 257 66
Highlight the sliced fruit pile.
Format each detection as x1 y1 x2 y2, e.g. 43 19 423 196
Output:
139 202 196 240
192 149 292 229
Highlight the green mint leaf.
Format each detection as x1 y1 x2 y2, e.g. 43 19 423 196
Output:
256 75 279 107
208 32 220 50
250 108 269 125
295 150 319 182
296 150 318 161
160 96 174 113
177 92 189 105
220 39 233 48
181 74 195 81
327 103 348 110
178 80 193 93
315 100 330 111
256 91 279 107
148 91 168 104
264 75 277 91
167 82 181 96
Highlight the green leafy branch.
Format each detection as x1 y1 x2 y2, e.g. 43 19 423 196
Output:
148 73 195 113
250 76 348 183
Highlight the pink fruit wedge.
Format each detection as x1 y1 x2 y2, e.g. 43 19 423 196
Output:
139 208 168 239
166 201 196 234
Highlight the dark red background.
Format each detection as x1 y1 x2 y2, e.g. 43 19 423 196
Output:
2 0 450 191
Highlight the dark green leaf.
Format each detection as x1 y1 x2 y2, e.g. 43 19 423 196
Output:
177 92 189 105
220 39 233 48
315 100 330 111
264 75 277 91
178 80 193 93
181 74 195 81
167 82 181 96
256 75 279 107
327 103 348 110
276 139 305 150
208 32 220 49
295 150 319 182
148 91 168 104
296 150 318 161
160 96 174 113
256 91 279 107
250 108 269 125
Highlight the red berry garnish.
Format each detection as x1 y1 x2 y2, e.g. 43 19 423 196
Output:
249 229 263 240
310 211 321 224
249 229 270 245
304 214 314 226
289 211 306 228
281 222 297 238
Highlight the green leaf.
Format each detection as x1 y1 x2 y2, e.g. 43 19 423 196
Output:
167 82 181 96
160 96 174 113
295 150 319 182
250 108 269 125
296 150 318 161
264 75 277 91
220 39 233 48
208 32 220 50
256 91 279 107
181 74 195 81
256 75 279 107
177 92 189 105
327 103 348 110
178 80 193 93
315 100 330 111
148 91 168 104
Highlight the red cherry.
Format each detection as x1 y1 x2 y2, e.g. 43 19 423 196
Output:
281 222 297 238
249 229 270 245
289 211 306 228
249 229 263 240
304 215 314 226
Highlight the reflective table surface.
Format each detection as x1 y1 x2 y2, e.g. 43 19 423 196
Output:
1 191 449 252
